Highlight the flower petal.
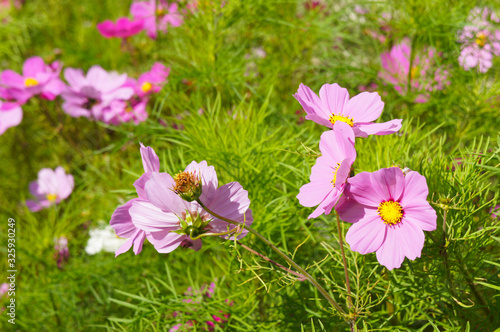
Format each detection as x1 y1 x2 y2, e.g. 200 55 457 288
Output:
346 215 387 254
145 172 186 213
375 221 425 270
343 91 384 122
130 200 180 232
354 119 402 137
370 167 405 202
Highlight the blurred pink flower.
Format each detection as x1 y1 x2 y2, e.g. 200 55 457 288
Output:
297 122 356 219
128 160 253 254
491 205 500 219
54 236 69 269
130 0 183 39
0 57 65 104
336 167 437 270
379 38 450 102
110 144 160 256
97 17 144 39
457 8 500 73
61 65 134 122
0 283 8 298
0 101 22 135
125 62 170 98
293 83 402 137
26 167 74 212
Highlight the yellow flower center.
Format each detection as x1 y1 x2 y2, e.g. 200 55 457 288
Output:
410 66 419 80
156 8 165 15
329 114 354 127
141 82 153 93
125 106 133 113
25 78 39 87
378 200 403 225
476 33 487 47
330 163 341 187
47 193 58 202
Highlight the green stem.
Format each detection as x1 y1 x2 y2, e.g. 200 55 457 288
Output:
336 213 355 324
196 199 349 318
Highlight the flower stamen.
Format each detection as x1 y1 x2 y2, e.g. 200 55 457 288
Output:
141 82 152 93
47 193 58 202
25 78 39 87
330 162 341 187
329 114 354 127
378 200 403 225
476 32 487 47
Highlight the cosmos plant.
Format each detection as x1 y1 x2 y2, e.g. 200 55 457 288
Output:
109 82 437 331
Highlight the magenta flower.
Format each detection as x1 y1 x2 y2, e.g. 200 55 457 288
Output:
0 101 22 135
297 121 356 219
379 39 450 103
294 83 401 137
336 167 437 270
110 143 160 256
61 65 134 121
128 160 253 254
130 0 183 39
0 57 65 104
97 17 144 39
125 62 170 98
26 167 74 212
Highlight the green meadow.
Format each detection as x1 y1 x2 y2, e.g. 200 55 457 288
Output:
0 0 499 331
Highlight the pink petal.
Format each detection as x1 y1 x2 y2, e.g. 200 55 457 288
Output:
345 172 381 207
318 83 349 115
308 189 340 219
1 70 25 89
400 171 429 206
343 91 384 123
184 160 218 204
0 103 22 135
346 214 387 254
293 83 331 126
130 200 180 232
375 221 425 270
370 167 405 202
150 232 185 253
297 179 332 208
319 122 356 163
145 172 186 213
140 143 160 172
354 119 402 137
22 57 45 77
402 204 437 232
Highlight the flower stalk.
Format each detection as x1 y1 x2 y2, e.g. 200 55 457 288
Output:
196 198 351 321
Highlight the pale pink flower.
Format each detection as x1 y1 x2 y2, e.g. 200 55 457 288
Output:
61 66 134 121
297 122 356 219
0 57 65 104
128 160 253 254
336 167 437 270
293 83 402 137
26 167 74 212
130 0 183 39
97 17 144 39
0 101 22 135
379 38 449 103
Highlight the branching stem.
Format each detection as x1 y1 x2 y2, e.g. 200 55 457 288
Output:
196 198 351 320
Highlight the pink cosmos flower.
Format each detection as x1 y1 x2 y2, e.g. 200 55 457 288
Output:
97 17 144 39
293 83 402 137
130 0 183 39
379 39 450 103
128 160 253 254
26 167 74 212
336 167 437 270
0 57 65 104
297 121 356 219
61 65 134 121
0 101 22 135
110 143 160 256
125 62 170 98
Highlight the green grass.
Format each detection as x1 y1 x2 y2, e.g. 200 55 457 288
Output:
0 0 499 331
